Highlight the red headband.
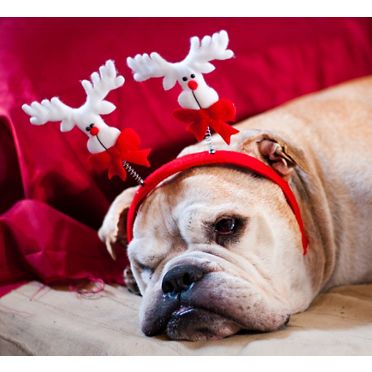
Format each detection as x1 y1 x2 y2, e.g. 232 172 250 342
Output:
126 150 308 255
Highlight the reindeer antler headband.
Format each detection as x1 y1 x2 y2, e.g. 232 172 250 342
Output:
127 30 239 153
126 30 309 255
22 60 151 184
21 30 308 256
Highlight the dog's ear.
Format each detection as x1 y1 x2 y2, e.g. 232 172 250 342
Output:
98 186 141 295
98 186 138 259
240 130 307 180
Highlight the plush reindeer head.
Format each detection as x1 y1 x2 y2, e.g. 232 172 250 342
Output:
22 60 125 154
127 30 234 110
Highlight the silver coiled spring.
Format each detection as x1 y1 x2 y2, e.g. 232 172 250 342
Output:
204 126 216 154
123 161 144 186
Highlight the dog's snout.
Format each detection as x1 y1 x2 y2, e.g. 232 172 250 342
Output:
162 265 204 295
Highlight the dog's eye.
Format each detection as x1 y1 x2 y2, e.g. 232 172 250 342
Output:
212 216 246 246
214 217 237 235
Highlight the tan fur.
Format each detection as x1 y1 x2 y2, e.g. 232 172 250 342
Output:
99 76 372 341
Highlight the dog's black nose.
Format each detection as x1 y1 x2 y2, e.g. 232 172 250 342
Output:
162 265 204 295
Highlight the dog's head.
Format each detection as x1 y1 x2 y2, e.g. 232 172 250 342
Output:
99 129 315 341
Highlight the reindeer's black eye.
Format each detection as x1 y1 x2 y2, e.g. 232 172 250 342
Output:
182 76 188 81
85 126 90 132
89 123 94 128
190 74 195 79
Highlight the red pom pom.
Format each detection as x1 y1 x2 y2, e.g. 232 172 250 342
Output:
187 80 198 91
90 127 99 136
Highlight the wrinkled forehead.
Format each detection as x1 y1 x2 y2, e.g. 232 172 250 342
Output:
133 166 281 233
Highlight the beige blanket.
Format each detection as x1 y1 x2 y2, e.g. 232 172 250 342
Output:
1 281 372 355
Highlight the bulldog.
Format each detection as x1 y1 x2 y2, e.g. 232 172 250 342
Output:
98 77 372 341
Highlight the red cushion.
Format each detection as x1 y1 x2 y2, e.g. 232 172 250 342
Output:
1 18 372 296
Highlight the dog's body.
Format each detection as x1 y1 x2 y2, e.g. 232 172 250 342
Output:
99 77 372 341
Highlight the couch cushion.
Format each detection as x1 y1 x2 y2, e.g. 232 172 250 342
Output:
1 281 372 355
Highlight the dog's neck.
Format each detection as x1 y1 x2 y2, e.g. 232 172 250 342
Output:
291 156 372 292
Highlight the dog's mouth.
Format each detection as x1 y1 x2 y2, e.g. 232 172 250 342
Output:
166 305 241 341
142 296 243 341
146 302 290 341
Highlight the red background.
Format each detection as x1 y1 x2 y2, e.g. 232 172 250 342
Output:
1 18 372 296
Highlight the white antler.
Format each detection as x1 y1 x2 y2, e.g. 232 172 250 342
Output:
23 60 124 132
184 30 234 73
127 52 176 90
22 60 125 153
22 97 75 132
127 52 169 82
81 59 125 116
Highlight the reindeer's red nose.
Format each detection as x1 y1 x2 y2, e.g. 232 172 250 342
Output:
188 80 198 91
90 126 99 136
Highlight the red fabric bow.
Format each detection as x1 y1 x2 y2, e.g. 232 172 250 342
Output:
89 128 151 181
174 98 239 144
